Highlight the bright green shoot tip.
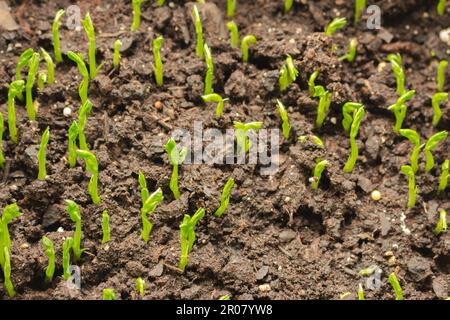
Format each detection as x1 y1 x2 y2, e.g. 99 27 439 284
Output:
65 200 85 262
434 209 447 235
299 134 325 148
82 13 102 79
325 17 347 36
77 149 101 204
103 288 116 300
388 272 403 300
202 93 228 117
38 127 50 180
343 107 365 173
339 38 358 63
315 89 332 128
102 210 110 244
431 92 448 127
342 102 363 134
241 35 257 62
438 160 449 193
131 0 143 32
165 138 188 200
136 277 146 298
399 129 421 174
310 160 328 190
387 53 406 96
141 188 164 243
113 39 122 70
285 0 294 13
233 121 263 155
219 294 231 300
62 237 73 280
354 0 366 25
38 72 47 91
179 208 205 272
424 131 448 173
16 48 34 82
308 71 319 96
67 51 89 104
41 48 55 84
193 5 204 59
7 80 24 144
68 121 79 168
153 36 164 86
227 21 239 48
437 60 448 92
3 247 15 297
52 10 65 63
279 55 299 92
227 0 236 18
157 0 166 6
0 112 4 169
357 283 365 300
388 90 415 134
401 165 417 208
25 52 40 121
42 236 55 282
437 0 446 16
214 178 235 217
78 99 93 151
203 43 214 95
276 99 291 140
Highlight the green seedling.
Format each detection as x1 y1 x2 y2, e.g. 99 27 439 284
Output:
7 80 24 144
241 35 257 62
82 13 102 79
38 72 47 91
78 100 93 150
299 135 324 148
279 55 299 92
0 203 22 270
157 0 165 6
165 138 188 200
357 283 365 300
113 39 122 70
214 178 235 217
203 44 214 95
77 149 101 204
434 209 447 235
339 38 358 63
438 160 449 192
0 112 4 168
178 208 205 272
219 295 231 300
285 0 294 13
437 60 447 92
65 200 85 262
103 288 116 300
140 188 164 243
52 10 65 63
25 52 41 121
310 160 328 190
342 102 363 134
153 36 164 86
233 121 263 154
401 165 417 208
276 99 291 139
308 71 319 96
399 129 421 174
387 53 405 96
136 277 145 298
42 236 55 282
68 121 79 168
67 51 89 103
138 171 150 206
438 0 446 16
325 17 347 36
102 210 110 244
41 48 55 84
131 0 143 32
3 247 15 297
388 272 403 300
202 93 228 117
227 0 236 17
431 92 448 127
16 48 34 82
62 237 73 280
354 0 366 25
387 90 415 133
227 21 239 48
193 5 204 59
344 107 365 173
424 131 448 173
315 89 332 128
38 127 50 180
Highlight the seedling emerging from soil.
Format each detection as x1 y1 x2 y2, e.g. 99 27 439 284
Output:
140 188 164 243
203 44 214 95
214 178 235 217
438 160 449 192
276 99 291 139
388 272 403 300
434 209 447 235
241 35 257 62
138 171 149 205
0 112 4 168
202 94 228 117
437 60 447 92
227 21 239 48
193 6 204 59
165 139 188 199
233 121 264 154
342 102 363 134
136 277 145 298
68 121 79 168
424 131 448 173
388 90 415 134
41 48 55 84
38 72 47 91
131 0 143 32
102 210 110 244
219 295 231 300
310 160 328 190
401 165 417 208
42 236 55 282
52 10 65 63
153 36 164 86
78 100 93 150
82 13 102 79
387 53 405 96
354 0 366 25
399 129 421 174
431 92 448 127
325 17 347 36
113 40 122 70
16 48 34 82
227 0 236 17
357 283 365 300
65 200 85 262
339 38 357 63
0 204 22 268
308 71 319 96
103 288 116 300
77 149 101 204
279 55 299 92
62 237 73 280
26 52 41 121
2 248 15 297
299 135 325 148
438 0 446 16
157 0 165 6
316 90 332 128
284 0 294 13
179 208 205 272
38 127 50 180
7 80 24 144
67 51 89 104
344 107 365 173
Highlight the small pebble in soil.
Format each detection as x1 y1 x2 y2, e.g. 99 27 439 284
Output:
154 101 164 111
439 28 450 45
63 107 72 117
57 227 64 233
20 243 29 249
258 284 271 292
371 190 381 201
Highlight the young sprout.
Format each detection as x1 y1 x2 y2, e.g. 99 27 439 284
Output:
38 127 50 180
399 129 421 174
16 48 34 82
227 0 236 17
424 131 448 173
339 38 358 63
325 17 347 36
431 92 448 127
77 149 101 204
276 99 291 140
0 112 4 168
437 0 446 16
241 35 257 62
157 0 165 6
342 102 363 134
357 283 365 300
214 178 235 217
165 139 188 200
62 237 73 280
219 295 231 300
82 13 102 79
103 288 116 300
68 121 79 168
138 171 150 205
7 80 25 144
42 236 55 282
102 210 110 244
41 48 55 84
52 9 65 63
25 52 41 121
437 60 447 92
299 134 325 148
78 100 93 150
343 107 365 173
308 71 319 96
401 165 417 208
386 53 405 96
0 204 22 267
113 39 122 70
203 44 214 95
438 160 449 192
141 188 164 243
279 55 299 92
65 200 85 262
179 208 205 272
67 51 89 103
233 121 264 155
38 72 47 91
310 160 328 190
131 0 143 32
202 94 228 117
2 248 15 297
354 0 366 25
153 36 164 86
284 0 294 13
136 277 145 298
387 90 415 134
193 5 204 59
388 272 403 300
316 90 332 128
434 209 447 235
227 21 239 48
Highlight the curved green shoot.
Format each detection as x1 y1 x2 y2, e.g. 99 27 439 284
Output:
310 160 328 190
41 48 55 84
136 277 145 298
437 60 447 92
339 38 357 63
342 102 363 134
0 203 22 270
113 39 122 70
131 0 143 32
102 210 110 244
203 43 214 95
38 72 47 91
164 138 188 200
325 17 347 36
344 107 365 173
316 90 332 128
434 209 447 235
276 99 291 139
399 129 421 174
67 51 89 103
76 149 101 204
233 121 263 154
0 112 3 169
153 36 164 86
68 121 79 168
299 134 325 148
16 48 34 82
424 131 448 173
279 55 299 92
354 0 366 25
438 160 449 193
388 272 403 300
202 93 228 117
42 236 55 282
141 188 164 243
308 71 319 96
62 237 73 280
241 35 257 62
227 0 236 17
52 9 65 63
388 90 415 133
387 53 405 96
82 13 102 79
7 80 24 144
401 165 417 208
285 0 294 13
65 200 85 262
193 5 204 59
25 52 40 121
103 288 116 300
138 171 150 206
179 208 205 272
38 127 50 180
3 247 15 297
227 21 239 48
77 100 93 151
214 178 234 217
438 0 446 16
432 92 448 127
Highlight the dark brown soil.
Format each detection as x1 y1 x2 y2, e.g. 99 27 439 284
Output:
0 0 449 300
